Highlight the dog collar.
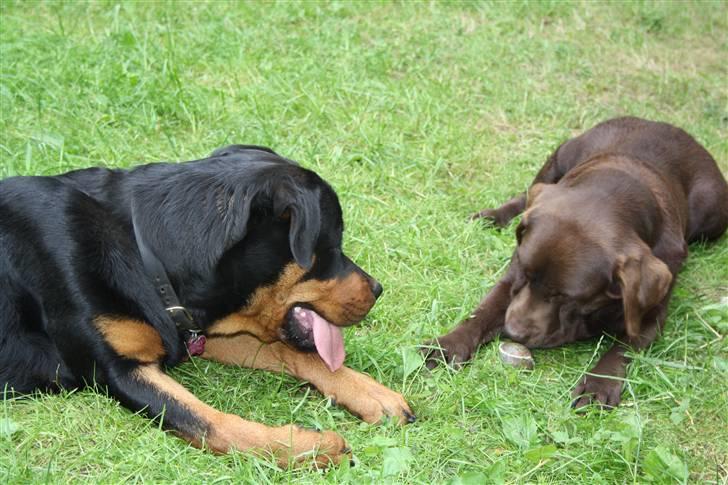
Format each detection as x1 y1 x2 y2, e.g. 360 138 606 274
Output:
131 203 205 357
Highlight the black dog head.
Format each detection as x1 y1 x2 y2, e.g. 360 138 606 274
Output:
132 145 382 371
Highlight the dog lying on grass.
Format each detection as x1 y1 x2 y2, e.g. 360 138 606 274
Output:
0 145 414 466
424 117 728 409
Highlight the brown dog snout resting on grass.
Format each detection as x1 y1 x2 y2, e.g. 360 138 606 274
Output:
423 117 728 409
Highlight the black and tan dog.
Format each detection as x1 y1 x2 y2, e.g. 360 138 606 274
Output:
0 145 413 466
424 117 728 408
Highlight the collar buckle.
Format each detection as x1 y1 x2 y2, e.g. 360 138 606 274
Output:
165 305 195 325
166 305 203 334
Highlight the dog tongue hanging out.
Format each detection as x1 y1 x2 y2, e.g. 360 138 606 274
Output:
1 144 413 468
293 306 345 372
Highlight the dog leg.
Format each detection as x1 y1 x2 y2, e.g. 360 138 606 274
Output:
107 362 348 467
573 245 687 409
470 195 527 226
422 274 513 368
571 343 628 409
202 335 415 425
572 298 669 409
471 148 567 226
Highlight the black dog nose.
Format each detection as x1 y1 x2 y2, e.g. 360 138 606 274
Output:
370 280 383 299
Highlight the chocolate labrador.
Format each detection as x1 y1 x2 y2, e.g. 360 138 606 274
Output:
424 117 728 408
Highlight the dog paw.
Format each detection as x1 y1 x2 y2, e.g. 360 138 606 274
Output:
469 208 507 227
571 373 623 410
335 373 415 425
274 425 350 468
212 415 350 468
421 335 475 370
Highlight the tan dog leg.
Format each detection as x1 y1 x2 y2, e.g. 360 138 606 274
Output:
202 335 415 424
131 364 348 467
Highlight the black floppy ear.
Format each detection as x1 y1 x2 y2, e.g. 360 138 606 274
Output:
273 183 321 270
132 177 255 276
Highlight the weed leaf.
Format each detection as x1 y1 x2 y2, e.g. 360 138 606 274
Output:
501 414 538 450
643 446 688 483
382 446 413 477
0 418 19 438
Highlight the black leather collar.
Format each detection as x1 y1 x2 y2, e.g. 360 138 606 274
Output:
131 202 202 336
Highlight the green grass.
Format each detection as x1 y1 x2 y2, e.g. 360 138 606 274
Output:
1 0 727 483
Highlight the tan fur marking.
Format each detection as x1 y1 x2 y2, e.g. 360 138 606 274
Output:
202 334 413 425
95 316 165 363
208 263 375 339
207 264 307 339
133 364 347 465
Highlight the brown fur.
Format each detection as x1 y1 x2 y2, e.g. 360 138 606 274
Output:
202 333 414 424
95 317 165 363
133 364 347 466
207 263 376 340
426 117 728 409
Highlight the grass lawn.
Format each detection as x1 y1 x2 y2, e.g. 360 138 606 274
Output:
1 1 727 483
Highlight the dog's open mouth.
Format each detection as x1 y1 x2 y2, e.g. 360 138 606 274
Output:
282 305 345 373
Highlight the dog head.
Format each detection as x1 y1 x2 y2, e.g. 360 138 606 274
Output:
503 182 672 348
133 145 382 371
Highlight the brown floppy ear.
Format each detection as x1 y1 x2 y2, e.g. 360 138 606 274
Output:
613 245 672 339
526 183 546 208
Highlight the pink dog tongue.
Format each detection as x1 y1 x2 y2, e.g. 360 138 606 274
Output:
308 310 345 373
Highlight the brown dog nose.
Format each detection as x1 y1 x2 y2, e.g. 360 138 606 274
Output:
370 280 383 299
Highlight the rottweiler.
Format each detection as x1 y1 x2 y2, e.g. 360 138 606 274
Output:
0 145 414 466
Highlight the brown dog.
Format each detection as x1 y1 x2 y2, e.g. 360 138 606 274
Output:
424 117 728 408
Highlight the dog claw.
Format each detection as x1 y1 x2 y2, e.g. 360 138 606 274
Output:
403 409 417 423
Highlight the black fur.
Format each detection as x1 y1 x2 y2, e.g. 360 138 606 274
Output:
0 145 354 400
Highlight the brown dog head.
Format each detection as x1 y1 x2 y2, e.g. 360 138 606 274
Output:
503 183 672 347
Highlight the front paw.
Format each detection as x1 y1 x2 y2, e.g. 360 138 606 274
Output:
571 373 623 410
335 372 415 425
421 333 477 369
273 425 350 468
470 208 507 227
